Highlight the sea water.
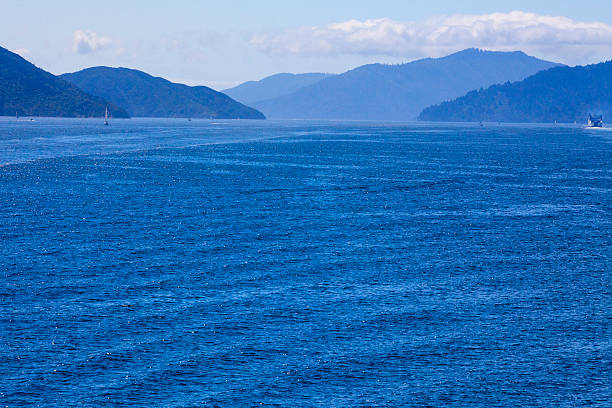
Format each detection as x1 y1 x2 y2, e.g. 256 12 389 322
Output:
1 118 610 407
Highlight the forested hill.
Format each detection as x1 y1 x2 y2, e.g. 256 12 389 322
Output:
252 49 561 120
0 46 128 118
62 67 265 119
419 61 612 123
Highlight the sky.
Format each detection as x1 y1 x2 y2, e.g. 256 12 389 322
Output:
2 0 612 89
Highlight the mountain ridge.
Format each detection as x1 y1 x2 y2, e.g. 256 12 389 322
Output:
61 67 265 119
252 49 563 120
418 60 612 123
223 73 333 105
0 46 128 118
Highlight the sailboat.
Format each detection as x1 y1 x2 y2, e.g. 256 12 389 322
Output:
104 106 109 126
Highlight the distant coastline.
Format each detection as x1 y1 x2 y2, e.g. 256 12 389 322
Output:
2 44 610 124
1 46 265 120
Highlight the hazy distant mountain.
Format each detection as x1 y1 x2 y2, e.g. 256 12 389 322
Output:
419 61 611 123
223 73 333 105
0 46 128 118
61 67 265 119
253 49 562 120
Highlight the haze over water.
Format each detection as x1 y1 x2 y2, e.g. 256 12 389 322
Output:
1 119 610 406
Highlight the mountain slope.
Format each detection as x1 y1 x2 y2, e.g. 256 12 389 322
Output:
61 67 265 119
223 73 333 105
0 46 128 118
253 49 562 120
418 61 612 123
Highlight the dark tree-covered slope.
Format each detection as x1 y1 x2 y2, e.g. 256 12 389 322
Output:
419 61 612 123
0 46 128 118
62 67 265 119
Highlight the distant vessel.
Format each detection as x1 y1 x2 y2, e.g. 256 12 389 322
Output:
587 114 603 128
104 106 109 126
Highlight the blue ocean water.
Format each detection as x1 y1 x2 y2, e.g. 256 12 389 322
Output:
0 118 610 407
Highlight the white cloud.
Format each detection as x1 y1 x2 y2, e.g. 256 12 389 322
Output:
250 11 612 64
73 30 114 54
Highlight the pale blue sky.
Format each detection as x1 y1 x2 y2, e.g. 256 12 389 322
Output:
2 1 611 89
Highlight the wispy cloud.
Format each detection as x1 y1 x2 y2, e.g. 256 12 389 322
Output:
250 11 612 64
73 30 114 54
13 48 31 58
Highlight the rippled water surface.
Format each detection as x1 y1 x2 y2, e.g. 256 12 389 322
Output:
1 118 610 407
